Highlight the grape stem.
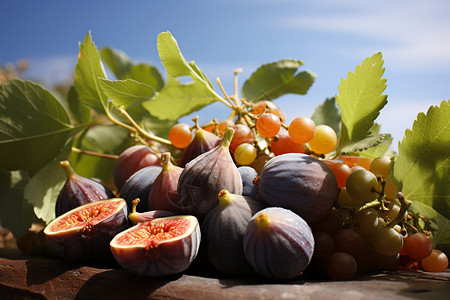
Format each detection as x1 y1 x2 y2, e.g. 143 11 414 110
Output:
216 77 236 108
385 192 412 228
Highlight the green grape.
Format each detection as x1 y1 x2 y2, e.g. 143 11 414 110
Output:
338 187 362 208
346 169 379 203
234 143 257 165
288 116 316 144
353 209 380 238
370 156 391 179
369 226 404 256
307 124 337 154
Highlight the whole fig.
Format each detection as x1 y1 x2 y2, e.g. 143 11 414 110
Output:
238 166 259 199
55 160 115 217
180 121 221 167
119 165 162 213
113 145 161 191
259 153 339 224
44 198 129 261
176 127 243 221
202 190 266 275
148 152 183 213
243 207 314 280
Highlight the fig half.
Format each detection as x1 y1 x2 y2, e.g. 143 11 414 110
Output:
44 198 129 261
110 215 201 277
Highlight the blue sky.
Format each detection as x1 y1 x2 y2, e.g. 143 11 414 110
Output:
2 0 450 151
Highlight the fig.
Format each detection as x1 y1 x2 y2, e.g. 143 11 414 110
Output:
148 152 184 213
202 190 266 275
119 165 162 213
180 119 221 167
55 160 116 217
243 207 315 280
176 127 243 221
238 166 259 199
259 153 339 224
110 215 201 277
128 198 174 225
44 198 129 261
229 124 254 154
113 145 161 191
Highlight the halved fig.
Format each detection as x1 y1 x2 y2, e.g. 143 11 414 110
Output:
110 215 201 277
44 198 129 261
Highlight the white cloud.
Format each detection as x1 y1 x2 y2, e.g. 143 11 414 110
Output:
280 0 450 72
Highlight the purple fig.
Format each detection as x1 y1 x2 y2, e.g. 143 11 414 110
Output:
55 160 115 217
148 152 184 213
176 127 243 221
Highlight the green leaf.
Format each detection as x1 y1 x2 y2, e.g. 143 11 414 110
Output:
122 64 165 91
24 158 66 224
142 32 219 121
100 47 133 79
311 97 341 136
143 79 218 121
98 78 155 109
357 123 393 158
391 100 450 219
67 86 91 124
336 52 388 154
0 79 83 175
408 201 450 253
241 59 316 102
0 170 36 237
74 31 108 114
339 134 387 154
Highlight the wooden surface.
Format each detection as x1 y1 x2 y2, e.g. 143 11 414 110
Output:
0 248 449 300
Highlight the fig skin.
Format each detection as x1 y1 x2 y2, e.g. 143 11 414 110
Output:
128 198 174 225
202 190 266 275
44 198 129 261
119 165 162 213
177 128 243 221
55 160 116 217
259 153 339 224
238 166 260 199
148 152 184 213
180 126 221 167
243 207 315 280
110 215 201 277
113 145 161 191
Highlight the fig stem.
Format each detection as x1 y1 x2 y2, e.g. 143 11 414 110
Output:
256 211 270 230
131 198 140 214
60 160 76 179
218 190 232 207
221 127 235 148
161 152 173 171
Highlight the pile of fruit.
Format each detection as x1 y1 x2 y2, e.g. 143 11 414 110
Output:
1 31 448 281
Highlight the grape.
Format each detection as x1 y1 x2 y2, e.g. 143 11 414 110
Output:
270 129 304 156
333 228 364 257
346 169 379 203
369 226 404 256
307 125 337 154
256 112 281 138
251 100 285 122
248 155 271 173
326 252 357 280
379 199 403 223
288 117 316 144
339 156 373 170
421 249 449 272
369 156 391 179
353 209 380 238
234 143 257 165
310 208 343 236
338 187 362 208
313 231 335 260
169 123 193 149
370 248 400 270
229 124 254 154
322 159 351 188
402 232 433 260
218 119 234 136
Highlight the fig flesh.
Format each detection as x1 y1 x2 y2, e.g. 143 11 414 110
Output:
110 215 201 277
176 127 243 221
259 153 339 224
55 160 116 217
243 207 315 280
44 198 129 261
202 190 266 275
